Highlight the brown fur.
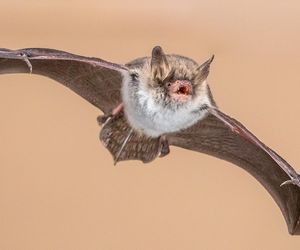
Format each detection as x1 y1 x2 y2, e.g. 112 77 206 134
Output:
100 113 160 163
126 49 213 111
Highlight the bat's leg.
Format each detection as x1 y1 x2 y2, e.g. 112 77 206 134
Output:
97 103 123 125
159 135 170 157
114 128 134 165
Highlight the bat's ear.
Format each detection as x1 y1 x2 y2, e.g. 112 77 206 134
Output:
151 46 169 80
195 55 214 82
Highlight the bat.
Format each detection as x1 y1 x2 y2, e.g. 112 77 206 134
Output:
0 46 299 235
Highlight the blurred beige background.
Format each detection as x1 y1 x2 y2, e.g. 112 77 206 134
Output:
1 0 300 249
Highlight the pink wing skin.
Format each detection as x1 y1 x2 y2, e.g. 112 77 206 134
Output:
168 107 300 235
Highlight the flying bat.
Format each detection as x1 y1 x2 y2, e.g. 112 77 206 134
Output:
0 46 299 234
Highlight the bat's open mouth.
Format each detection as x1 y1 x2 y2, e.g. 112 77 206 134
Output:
168 80 193 101
177 85 191 95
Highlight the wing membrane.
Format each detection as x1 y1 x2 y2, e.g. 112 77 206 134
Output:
168 108 300 234
0 48 128 113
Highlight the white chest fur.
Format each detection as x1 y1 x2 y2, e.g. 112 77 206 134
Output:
121 73 212 138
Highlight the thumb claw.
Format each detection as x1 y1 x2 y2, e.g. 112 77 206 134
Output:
280 175 300 187
20 53 32 74
280 180 292 187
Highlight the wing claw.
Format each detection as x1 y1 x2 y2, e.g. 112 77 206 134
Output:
280 175 300 188
20 52 33 74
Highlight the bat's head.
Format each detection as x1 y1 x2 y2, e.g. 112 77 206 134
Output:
123 46 214 136
136 46 214 109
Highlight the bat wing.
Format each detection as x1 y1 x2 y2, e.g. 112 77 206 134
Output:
0 48 128 113
168 107 300 235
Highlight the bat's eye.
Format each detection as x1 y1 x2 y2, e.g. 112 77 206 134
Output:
130 73 138 81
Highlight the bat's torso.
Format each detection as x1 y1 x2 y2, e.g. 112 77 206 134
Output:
121 56 214 138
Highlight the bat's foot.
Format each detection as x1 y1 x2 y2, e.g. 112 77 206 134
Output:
159 136 170 157
97 103 124 126
97 114 111 125
280 174 300 188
